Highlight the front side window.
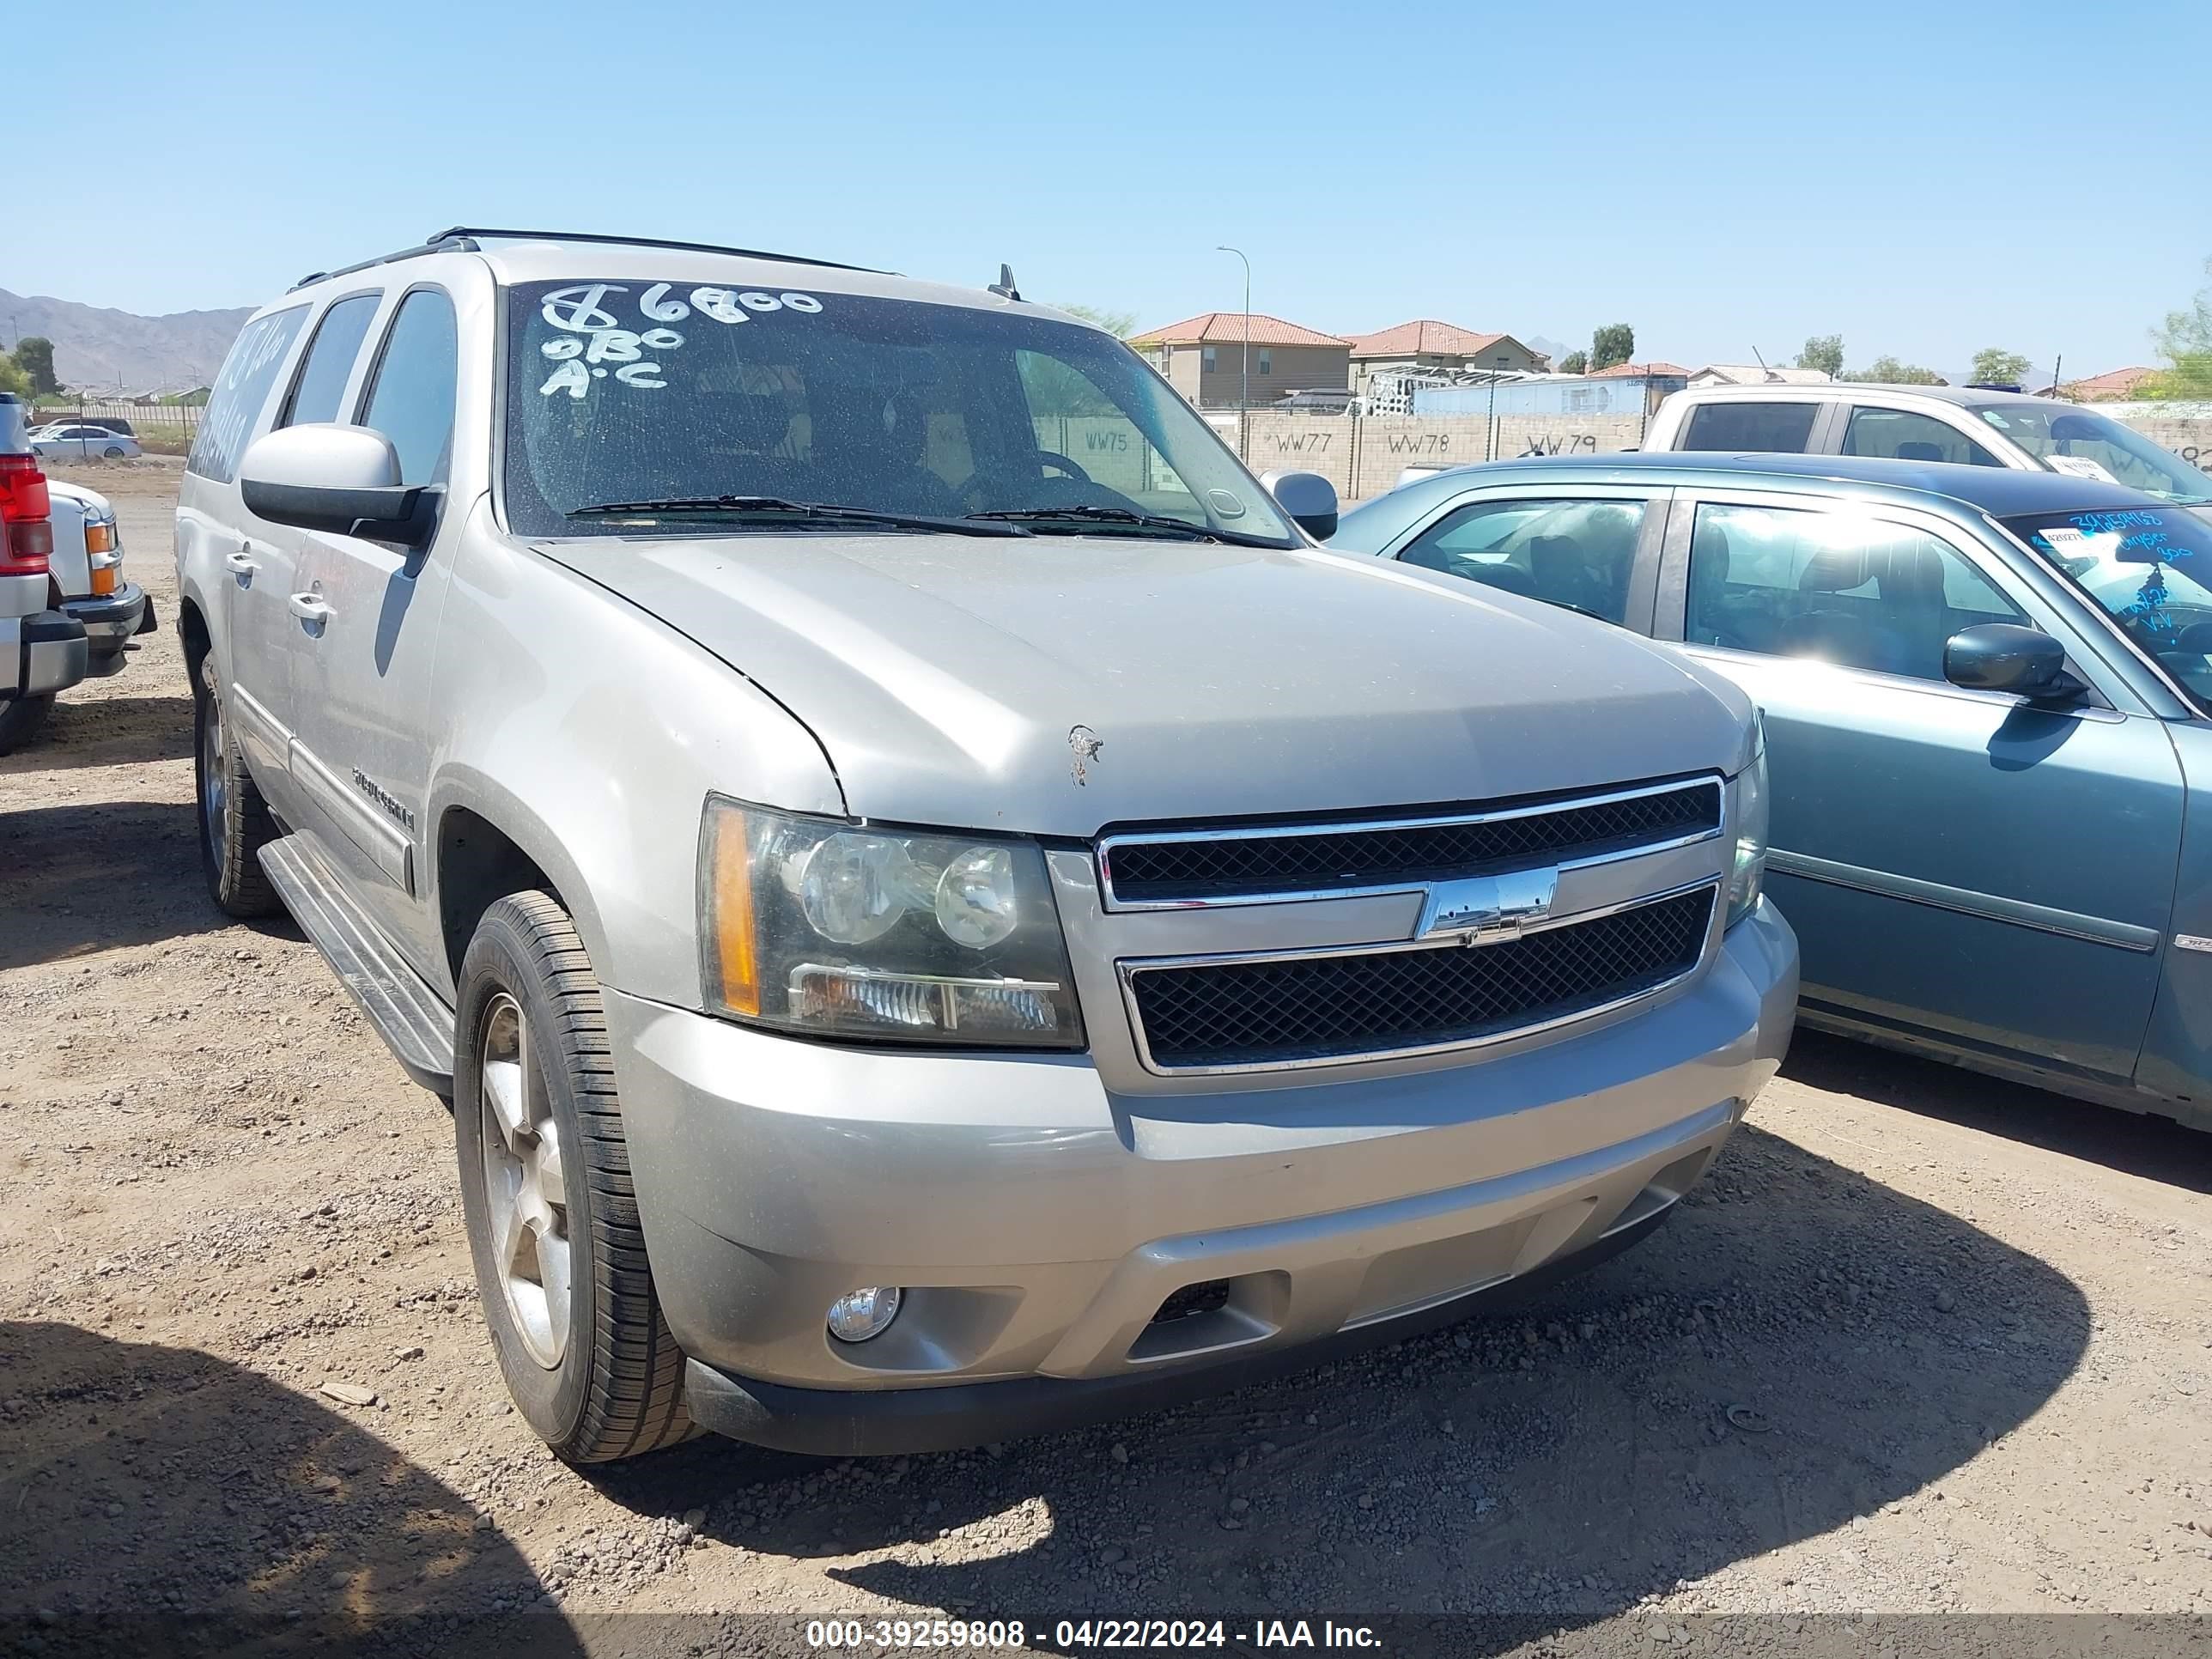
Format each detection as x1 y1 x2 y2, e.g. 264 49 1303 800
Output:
360 289 459 486
1686 501 2024 681
281 293 381 428
188 305 309 483
1842 406 2000 467
502 281 1293 544
1680 401 1818 454
1398 496 1645 624
2009 504 2212 713
1979 405 2212 504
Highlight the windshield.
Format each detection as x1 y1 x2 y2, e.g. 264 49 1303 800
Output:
502 279 1293 544
1978 404 2212 504
2008 503 2212 713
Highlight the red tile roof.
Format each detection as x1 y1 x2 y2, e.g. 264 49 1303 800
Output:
1128 312 1350 348
1589 361 1690 378
1344 319 1514 359
2062 366 2159 399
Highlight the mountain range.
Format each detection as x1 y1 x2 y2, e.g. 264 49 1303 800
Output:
1 288 252 396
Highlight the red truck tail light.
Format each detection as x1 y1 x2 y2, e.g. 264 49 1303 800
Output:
0 452 54 577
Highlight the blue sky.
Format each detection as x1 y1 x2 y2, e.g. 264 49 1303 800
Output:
14 0 2209 376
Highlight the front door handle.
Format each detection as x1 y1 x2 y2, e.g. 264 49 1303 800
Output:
288 592 335 626
223 550 257 577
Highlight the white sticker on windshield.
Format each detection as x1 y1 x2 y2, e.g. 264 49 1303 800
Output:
534 283 823 397
2046 455 2119 484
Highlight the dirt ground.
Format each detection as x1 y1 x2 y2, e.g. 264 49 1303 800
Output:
3 460 2209 1656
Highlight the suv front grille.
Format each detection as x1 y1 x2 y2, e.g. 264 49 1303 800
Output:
1125 884 1716 1073
1099 779 1720 908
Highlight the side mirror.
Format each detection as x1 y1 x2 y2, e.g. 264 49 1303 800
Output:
240 423 439 549
1943 623 2079 701
1261 469 1340 541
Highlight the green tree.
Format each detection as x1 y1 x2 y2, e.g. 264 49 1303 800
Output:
0 353 30 398
1969 347 2031 386
1796 334 1844 378
1589 324 1635 371
1055 304 1137 338
1849 355 1944 385
11 337 59 397
2146 258 2212 400
1558 349 1589 375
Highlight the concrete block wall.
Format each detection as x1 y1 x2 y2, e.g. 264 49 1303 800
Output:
1239 411 1649 500
2104 404 2212 472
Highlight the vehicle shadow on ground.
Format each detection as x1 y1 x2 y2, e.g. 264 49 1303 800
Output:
0 691 192 775
1784 1030 2212 1195
0 800 234 971
0 1322 583 1656
589 1123 2088 1645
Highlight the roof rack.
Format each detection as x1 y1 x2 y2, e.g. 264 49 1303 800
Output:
290 230 478 292
289 228 886 295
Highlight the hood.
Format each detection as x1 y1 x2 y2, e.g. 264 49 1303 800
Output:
538 532 1753 838
45 479 110 518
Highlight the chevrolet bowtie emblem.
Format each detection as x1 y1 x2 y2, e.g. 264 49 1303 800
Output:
1416 868 1559 944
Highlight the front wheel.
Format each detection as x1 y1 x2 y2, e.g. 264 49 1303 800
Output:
453 891 694 1464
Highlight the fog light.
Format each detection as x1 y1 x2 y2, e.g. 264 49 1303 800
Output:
826 1285 902 1343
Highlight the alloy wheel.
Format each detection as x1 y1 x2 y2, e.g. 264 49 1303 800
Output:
477 992 573 1368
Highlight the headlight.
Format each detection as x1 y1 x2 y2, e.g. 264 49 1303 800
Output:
1724 715 1769 928
699 798 1084 1048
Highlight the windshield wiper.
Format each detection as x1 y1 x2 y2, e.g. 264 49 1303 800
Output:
568 495 1031 538
965 505 1278 546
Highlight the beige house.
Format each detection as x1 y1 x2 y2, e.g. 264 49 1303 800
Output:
1344 320 1549 399
1129 313 1352 407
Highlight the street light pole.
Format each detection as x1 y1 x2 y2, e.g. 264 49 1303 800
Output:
1218 245 1250 459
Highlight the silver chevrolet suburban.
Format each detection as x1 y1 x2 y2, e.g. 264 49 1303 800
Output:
178 228 1797 1463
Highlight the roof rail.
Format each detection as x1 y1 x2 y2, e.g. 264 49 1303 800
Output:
422 227 887 275
290 229 479 292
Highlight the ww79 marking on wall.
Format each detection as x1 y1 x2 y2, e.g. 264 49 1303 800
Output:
1518 433 1597 458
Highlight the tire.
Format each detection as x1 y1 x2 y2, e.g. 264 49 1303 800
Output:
0 693 54 756
453 891 693 1464
103 446 125 459
193 654 282 915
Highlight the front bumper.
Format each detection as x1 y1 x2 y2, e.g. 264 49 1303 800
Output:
61 582 150 671
0 609 88 701
609 900 1798 1451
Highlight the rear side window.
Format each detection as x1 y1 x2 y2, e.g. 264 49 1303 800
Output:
1680 401 1818 454
280 294 381 428
359 289 459 486
1841 407 2000 467
188 306 309 483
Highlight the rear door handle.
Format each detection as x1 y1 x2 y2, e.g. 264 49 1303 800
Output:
288 592 335 626
223 550 257 576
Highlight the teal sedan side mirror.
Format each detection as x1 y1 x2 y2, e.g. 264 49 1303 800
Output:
1944 623 2082 702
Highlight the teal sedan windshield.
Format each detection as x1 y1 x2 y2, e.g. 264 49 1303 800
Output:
2010 504 2212 711
1978 404 2212 505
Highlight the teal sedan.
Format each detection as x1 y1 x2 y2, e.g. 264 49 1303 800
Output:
1329 453 2212 1129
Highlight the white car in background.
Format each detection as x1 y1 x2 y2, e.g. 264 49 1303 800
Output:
32 422 143 461
46 477 154 681
1644 383 2212 514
